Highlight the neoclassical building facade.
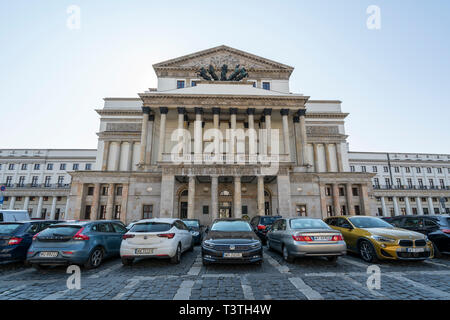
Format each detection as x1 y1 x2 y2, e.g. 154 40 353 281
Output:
64 46 375 225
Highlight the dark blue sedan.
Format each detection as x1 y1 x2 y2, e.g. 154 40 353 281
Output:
182 219 204 245
0 220 60 263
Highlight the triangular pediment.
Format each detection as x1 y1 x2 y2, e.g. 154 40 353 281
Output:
153 45 293 71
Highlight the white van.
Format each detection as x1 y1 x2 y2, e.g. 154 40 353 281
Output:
0 210 30 222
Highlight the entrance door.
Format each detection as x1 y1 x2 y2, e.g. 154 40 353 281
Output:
180 202 188 219
219 202 232 218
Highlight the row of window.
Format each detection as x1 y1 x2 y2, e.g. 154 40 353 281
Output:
376 197 448 203
351 165 450 174
0 163 92 171
2 196 65 202
324 185 360 197
176 79 271 90
3 175 67 187
373 177 447 188
377 207 450 216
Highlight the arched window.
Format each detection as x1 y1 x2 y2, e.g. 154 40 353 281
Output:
219 190 231 196
180 190 188 197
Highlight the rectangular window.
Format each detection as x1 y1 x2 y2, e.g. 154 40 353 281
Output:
295 204 307 217
262 82 270 90
44 176 51 187
354 205 361 215
418 179 424 188
60 163 66 170
57 176 64 186
114 205 121 220
142 205 153 219
429 179 434 188
352 187 359 196
203 205 209 215
394 167 399 173
325 186 332 196
326 205 333 216
177 80 185 89
339 187 345 196
374 178 380 188
21 164 27 170
437 168 442 174
99 205 106 220
34 163 40 170
47 163 53 170
87 186 94 196
191 81 197 87
407 178 413 188
101 186 109 196
18 176 25 187
8 164 14 170
361 166 366 172
73 163 79 170
385 178 391 187
426 167 432 173
372 166 377 173
383 166 389 173
396 178 402 187
31 176 38 187
84 205 91 220
350 166 355 172
416 167 421 173
242 205 248 215
439 179 445 188
116 186 123 196
85 163 92 170
405 167 410 173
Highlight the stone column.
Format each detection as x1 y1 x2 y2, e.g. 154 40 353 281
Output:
105 183 115 220
234 176 242 218
324 144 332 172
277 175 292 216
36 196 43 219
187 176 196 219
50 196 57 220
280 109 291 159
319 184 328 218
427 197 434 214
9 196 16 209
158 107 168 162
194 107 203 164
416 196 423 215
298 109 308 165
405 196 412 215
229 108 237 162
332 184 340 215
257 175 265 215
393 196 400 216
140 107 150 164
23 196 30 211
120 183 129 224
346 183 355 215
101 141 110 171
335 143 344 172
212 108 220 162
160 174 175 218
113 141 121 171
211 175 218 220
360 184 371 215
177 107 185 157
247 108 256 161
263 109 272 155
90 183 101 220
313 143 320 172
127 141 134 171
293 116 303 166
381 196 387 216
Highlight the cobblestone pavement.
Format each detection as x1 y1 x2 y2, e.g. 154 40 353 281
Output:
0 247 449 300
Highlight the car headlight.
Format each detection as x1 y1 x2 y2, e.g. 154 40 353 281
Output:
203 240 215 248
371 235 396 243
190 231 199 236
250 241 262 248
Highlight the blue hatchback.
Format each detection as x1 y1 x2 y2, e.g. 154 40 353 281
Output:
0 220 60 263
27 220 127 269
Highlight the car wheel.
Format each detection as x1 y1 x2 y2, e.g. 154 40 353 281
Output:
282 245 294 263
121 258 134 266
170 244 181 264
358 240 378 263
327 256 338 263
432 242 442 258
85 247 104 269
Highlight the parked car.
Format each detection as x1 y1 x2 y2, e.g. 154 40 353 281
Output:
388 215 450 257
250 215 282 245
27 220 128 269
267 217 346 263
324 216 434 262
182 219 204 245
0 220 60 263
380 216 394 224
0 210 30 222
120 218 193 265
201 218 263 265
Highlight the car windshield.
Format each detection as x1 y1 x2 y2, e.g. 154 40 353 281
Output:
0 223 22 234
348 217 393 229
260 216 281 225
290 219 330 230
131 222 172 233
183 220 200 228
211 221 252 232
38 225 82 237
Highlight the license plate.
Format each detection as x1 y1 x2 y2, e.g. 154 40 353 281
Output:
313 236 332 241
135 248 153 255
39 251 58 258
223 252 242 258
407 248 425 253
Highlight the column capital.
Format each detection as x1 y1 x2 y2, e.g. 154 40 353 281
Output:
159 107 169 114
142 106 151 114
177 107 186 114
229 108 238 115
280 109 289 116
263 108 272 116
297 109 306 117
194 107 203 115
212 107 221 115
148 114 155 121
260 116 265 123
246 108 255 115
293 116 299 123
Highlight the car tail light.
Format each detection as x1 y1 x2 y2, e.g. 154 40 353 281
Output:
442 229 450 234
73 227 90 241
257 225 266 230
292 235 313 242
157 233 175 239
32 232 41 241
62 251 73 255
332 235 343 241
122 234 135 240
8 237 23 245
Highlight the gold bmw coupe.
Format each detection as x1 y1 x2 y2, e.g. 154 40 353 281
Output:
324 216 434 262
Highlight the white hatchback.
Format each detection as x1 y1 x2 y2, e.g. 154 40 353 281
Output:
120 218 193 265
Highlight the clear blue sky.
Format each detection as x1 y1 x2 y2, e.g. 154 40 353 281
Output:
1 0 449 154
